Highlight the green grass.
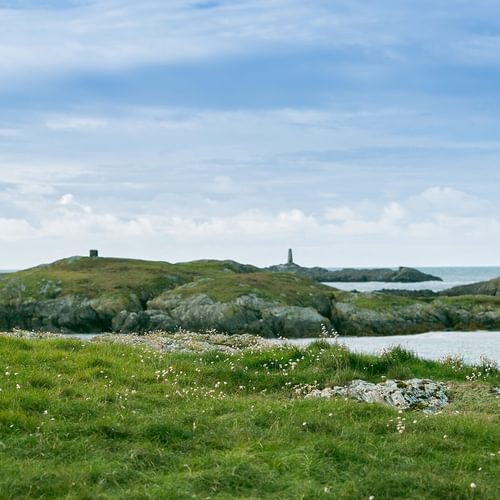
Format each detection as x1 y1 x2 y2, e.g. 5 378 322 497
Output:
165 271 333 305
348 293 425 310
438 296 500 307
347 293 500 312
0 257 331 305
0 336 498 499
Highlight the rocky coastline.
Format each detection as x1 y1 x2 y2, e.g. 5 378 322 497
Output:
266 262 443 283
0 256 498 336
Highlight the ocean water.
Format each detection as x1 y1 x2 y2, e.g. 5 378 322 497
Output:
279 331 500 365
324 266 500 292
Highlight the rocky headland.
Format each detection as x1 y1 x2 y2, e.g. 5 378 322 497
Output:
266 262 443 283
0 256 498 336
440 277 500 296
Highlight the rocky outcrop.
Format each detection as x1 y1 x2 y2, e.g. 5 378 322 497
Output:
124 293 333 337
0 293 142 333
267 263 442 283
1 287 499 337
441 277 500 296
304 378 448 413
333 299 500 336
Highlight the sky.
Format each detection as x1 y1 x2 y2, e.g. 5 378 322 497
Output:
1 0 500 269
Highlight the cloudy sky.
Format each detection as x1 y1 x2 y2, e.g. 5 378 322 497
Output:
1 0 500 269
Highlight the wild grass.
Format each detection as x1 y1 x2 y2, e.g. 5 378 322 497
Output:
0 257 333 308
163 271 333 306
0 336 498 499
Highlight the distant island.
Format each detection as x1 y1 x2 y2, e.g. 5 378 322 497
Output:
0 254 498 336
267 249 442 283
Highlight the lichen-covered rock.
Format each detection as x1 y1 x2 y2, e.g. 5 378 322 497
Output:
304 378 448 413
146 293 331 337
333 300 500 336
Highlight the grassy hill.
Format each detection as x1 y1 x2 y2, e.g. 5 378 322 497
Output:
0 256 260 301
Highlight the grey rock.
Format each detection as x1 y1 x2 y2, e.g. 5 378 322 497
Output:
266 263 443 283
442 277 500 296
305 378 448 413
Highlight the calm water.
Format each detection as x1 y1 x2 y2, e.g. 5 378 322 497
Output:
324 266 500 292
279 331 500 365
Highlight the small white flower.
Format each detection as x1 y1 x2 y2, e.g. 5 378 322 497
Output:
470 483 477 489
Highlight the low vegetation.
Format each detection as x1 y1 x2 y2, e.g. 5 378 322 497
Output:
0 334 498 499
164 271 332 306
0 257 259 301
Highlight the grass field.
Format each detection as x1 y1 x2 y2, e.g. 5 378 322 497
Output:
0 335 499 499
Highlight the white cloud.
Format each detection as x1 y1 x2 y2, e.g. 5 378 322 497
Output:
408 186 491 217
46 116 108 130
324 206 357 222
0 0 375 87
1 188 498 268
0 217 34 241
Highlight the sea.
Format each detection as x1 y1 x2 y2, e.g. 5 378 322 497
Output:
319 266 500 363
324 266 500 292
279 331 500 365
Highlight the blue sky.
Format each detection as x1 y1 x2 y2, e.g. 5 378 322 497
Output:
1 0 500 268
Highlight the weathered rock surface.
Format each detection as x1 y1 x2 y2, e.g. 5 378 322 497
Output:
441 277 500 296
138 293 331 337
305 378 448 413
267 263 442 283
0 293 142 333
333 299 500 336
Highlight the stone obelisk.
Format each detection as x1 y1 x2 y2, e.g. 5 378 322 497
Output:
287 248 293 264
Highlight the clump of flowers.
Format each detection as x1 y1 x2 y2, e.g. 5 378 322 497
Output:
466 356 498 382
320 324 339 342
293 383 319 397
396 415 405 434
440 354 465 371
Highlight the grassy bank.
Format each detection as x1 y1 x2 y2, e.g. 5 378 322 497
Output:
0 335 499 499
